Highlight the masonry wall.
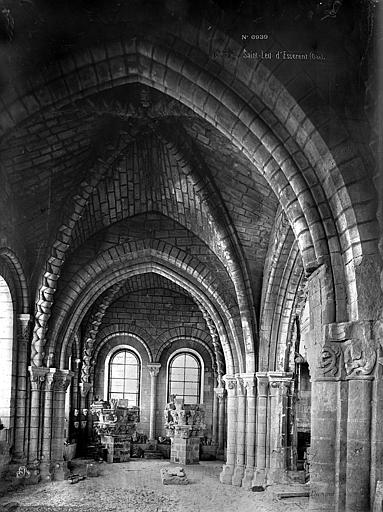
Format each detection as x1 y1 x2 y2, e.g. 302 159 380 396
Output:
92 287 215 439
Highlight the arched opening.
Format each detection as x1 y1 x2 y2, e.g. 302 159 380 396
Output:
107 349 141 407
167 350 204 405
0 275 14 436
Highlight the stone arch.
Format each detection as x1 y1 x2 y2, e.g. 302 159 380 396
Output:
155 330 215 368
93 329 154 365
54 252 240 374
3 30 375 363
0 249 29 314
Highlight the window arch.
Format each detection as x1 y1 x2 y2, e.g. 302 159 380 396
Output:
108 349 141 407
0 275 14 431
167 350 203 404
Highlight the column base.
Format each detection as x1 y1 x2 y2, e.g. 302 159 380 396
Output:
252 468 267 487
267 468 290 485
232 465 245 486
241 466 255 489
220 463 235 484
50 460 70 481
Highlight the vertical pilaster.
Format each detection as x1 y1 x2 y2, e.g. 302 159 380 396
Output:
212 382 219 445
215 386 226 458
220 375 237 484
232 375 246 486
13 314 32 462
41 369 56 462
253 372 268 486
309 378 339 512
267 372 293 483
242 374 256 489
147 363 161 440
28 367 49 464
51 370 72 475
345 377 373 512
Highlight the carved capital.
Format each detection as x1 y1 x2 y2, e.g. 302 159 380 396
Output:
223 375 237 395
53 370 73 392
214 386 226 402
17 314 32 342
320 343 343 378
44 369 57 392
242 373 257 397
79 382 92 398
256 372 269 396
147 363 161 378
29 366 50 391
268 372 293 393
236 376 245 396
322 321 377 379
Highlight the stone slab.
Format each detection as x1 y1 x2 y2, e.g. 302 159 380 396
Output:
161 467 189 485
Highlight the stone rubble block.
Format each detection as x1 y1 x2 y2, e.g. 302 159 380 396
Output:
160 466 189 485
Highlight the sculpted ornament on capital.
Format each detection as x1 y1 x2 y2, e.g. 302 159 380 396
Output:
17 314 32 342
29 366 50 391
214 386 226 402
243 375 257 397
53 371 73 392
147 363 161 378
236 376 245 396
321 321 378 379
223 375 237 395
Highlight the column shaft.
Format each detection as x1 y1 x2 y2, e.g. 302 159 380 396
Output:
147 364 161 440
220 376 237 484
253 372 268 485
242 375 256 489
345 378 372 512
232 377 246 486
212 389 218 445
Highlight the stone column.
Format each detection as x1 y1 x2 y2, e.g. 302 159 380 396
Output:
215 386 226 457
232 376 246 486
309 377 340 512
345 377 373 512
51 370 72 479
242 374 257 489
28 366 49 463
41 369 56 463
147 363 161 441
79 382 92 454
253 372 268 485
220 375 237 484
267 372 293 483
13 314 32 462
212 382 219 445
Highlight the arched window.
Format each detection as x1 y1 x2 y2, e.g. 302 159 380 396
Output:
0 276 14 431
168 351 202 404
108 350 140 407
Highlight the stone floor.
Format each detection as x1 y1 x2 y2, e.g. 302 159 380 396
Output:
0 459 309 512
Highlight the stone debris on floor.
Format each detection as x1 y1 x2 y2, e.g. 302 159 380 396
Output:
0 459 309 512
160 466 189 485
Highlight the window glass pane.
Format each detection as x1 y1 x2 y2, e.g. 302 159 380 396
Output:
184 368 198 381
125 394 138 406
171 355 184 368
125 353 137 366
184 382 198 395
112 353 125 365
184 395 198 405
124 380 138 393
111 365 125 378
184 354 198 368
111 379 124 391
171 367 184 380
125 366 138 379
